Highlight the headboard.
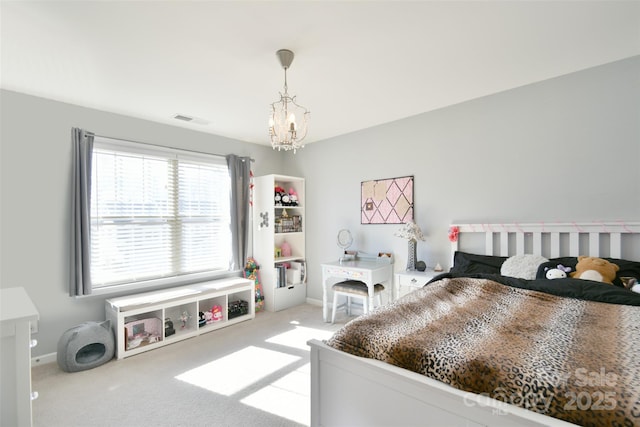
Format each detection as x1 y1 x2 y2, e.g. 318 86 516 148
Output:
450 222 640 264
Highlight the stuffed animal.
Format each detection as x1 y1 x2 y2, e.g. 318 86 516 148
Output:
211 305 223 322
621 277 639 293
570 256 619 284
274 186 286 206
204 311 214 324
545 264 572 279
288 188 299 206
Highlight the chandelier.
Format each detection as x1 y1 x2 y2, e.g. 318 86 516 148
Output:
269 49 310 153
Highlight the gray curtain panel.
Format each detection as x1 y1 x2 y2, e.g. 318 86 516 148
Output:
70 128 94 296
226 155 252 271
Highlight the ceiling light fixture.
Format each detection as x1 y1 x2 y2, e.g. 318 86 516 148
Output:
269 49 310 153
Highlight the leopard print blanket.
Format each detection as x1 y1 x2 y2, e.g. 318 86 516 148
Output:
325 277 640 426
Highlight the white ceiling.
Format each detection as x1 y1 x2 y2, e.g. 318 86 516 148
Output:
2 1 639 146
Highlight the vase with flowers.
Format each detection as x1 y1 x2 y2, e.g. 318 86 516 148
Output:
394 220 425 271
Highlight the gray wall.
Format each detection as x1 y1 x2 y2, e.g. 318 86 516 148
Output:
289 56 640 302
0 90 283 356
2 56 639 357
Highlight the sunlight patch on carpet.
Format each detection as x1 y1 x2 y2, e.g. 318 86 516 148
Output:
175 346 299 395
241 363 311 425
265 326 334 351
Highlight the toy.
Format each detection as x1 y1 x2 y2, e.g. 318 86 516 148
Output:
180 311 191 329
204 311 214 324
288 188 299 206
165 317 175 336
274 186 286 206
544 264 572 279
281 241 292 257
211 305 223 321
244 257 265 312
570 256 619 284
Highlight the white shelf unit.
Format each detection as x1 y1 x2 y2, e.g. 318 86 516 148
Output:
253 174 306 312
105 277 254 359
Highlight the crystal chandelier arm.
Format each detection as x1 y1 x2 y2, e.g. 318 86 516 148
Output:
269 49 309 152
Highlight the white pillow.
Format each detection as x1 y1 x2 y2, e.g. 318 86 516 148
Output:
500 254 549 280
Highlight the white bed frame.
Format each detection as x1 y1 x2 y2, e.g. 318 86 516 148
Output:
309 221 640 427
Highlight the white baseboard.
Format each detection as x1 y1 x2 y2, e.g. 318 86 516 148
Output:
32 352 56 367
305 297 322 306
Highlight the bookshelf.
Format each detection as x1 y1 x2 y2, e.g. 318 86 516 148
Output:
252 175 306 312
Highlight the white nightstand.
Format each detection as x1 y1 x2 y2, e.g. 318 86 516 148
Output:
394 269 442 300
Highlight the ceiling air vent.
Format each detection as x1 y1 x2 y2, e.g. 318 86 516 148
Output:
173 114 194 122
172 114 209 125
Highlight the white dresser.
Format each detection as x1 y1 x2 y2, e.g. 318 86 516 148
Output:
1 287 39 427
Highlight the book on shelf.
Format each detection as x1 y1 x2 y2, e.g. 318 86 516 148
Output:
275 263 287 288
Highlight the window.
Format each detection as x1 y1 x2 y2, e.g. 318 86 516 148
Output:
90 138 232 290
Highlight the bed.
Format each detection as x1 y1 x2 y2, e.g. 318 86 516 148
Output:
308 222 640 427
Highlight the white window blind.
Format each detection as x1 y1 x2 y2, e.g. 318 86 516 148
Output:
90 139 231 288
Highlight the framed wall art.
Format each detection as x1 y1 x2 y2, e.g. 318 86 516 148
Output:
361 175 414 224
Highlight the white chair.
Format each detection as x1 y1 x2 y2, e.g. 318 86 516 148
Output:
331 280 385 323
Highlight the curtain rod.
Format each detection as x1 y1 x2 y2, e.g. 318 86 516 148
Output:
92 132 255 162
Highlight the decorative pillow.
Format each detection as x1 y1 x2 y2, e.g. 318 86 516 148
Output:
500 254 549 280
449 252 507 275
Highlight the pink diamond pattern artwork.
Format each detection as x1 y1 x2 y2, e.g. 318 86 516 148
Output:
361 176 413 224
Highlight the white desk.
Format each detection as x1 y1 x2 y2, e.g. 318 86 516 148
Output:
321 260 393 322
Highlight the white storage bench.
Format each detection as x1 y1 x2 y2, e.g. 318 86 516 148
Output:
105 277 255 359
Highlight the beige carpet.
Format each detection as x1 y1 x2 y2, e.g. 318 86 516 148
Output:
32 303 343 427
